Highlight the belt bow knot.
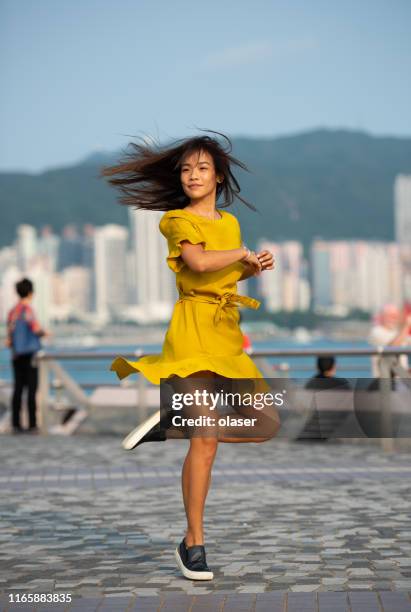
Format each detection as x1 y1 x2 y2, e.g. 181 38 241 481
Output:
177 291 260 325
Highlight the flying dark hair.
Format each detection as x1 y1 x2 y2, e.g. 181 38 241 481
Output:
100 129 257 213
16 278 34 298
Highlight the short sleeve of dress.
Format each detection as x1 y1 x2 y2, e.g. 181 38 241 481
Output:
233 215 242 248
159 215 206 272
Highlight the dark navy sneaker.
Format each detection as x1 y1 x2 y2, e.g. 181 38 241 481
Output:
175 538 214 580
122 410 166 450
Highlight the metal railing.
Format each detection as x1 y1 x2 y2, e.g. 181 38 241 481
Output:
13 346 408 447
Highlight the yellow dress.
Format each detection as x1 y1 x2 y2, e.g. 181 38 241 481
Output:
110 208 268 386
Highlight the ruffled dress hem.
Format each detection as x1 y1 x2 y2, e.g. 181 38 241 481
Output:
110 353 268 387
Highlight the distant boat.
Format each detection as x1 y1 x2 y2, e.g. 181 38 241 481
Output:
293 327 312 344
80 335 98 347
52 335 98 348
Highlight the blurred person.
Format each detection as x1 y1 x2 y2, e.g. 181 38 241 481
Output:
305 356 350 390
301 356 350 442
4 278 50 434
369 304 411 377
103 131 279 581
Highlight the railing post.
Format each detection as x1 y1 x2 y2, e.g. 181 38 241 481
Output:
379 355 395 452
137 373 148 421
37 353 49 436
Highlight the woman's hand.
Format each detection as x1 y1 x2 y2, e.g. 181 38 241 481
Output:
256 250 275 271
243 251 263 276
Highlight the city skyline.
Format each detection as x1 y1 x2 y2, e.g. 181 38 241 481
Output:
1 170 410 325
1 221 409 326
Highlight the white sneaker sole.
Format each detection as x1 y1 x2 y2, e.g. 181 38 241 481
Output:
121 410 161 450
174 547 214 581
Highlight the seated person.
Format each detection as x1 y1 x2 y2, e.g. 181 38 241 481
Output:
305 356 350 390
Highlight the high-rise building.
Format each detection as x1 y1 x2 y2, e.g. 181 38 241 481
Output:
258 240 310 312
57 225 83 271
93 224 128 322
258 241 283 312
311 241 332 310
129 209 177 321
27 261 52 328
82 224 96 310
16 225 37 271
38 226 60 272
311 240 403 314
0 265 22 323
0 246 16 276
82 224 95 268
62 266 92 316
394 174 411 302
394 174 411 245
400 244 411 303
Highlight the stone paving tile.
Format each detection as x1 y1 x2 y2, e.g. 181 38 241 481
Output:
379 591 411 612
318 591 349 611
4 456 411 488
129 597 162 612
349 591 381 611
5 592 411 611
1 436 411 605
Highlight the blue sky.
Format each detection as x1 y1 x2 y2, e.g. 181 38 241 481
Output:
1 0 410 173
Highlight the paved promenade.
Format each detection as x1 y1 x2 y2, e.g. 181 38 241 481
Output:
0 433 411 611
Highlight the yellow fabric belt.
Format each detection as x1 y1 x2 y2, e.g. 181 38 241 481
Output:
177 291 261 325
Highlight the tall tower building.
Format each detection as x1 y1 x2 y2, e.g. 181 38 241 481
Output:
0 265 22 323
311 241 332 310
27 261 52 328
311 240 402 314
38 226 60 272
16 225 37 271
129 209 177 321
93 224 128 322
62 266 92 316
394 175 411 245
258 240 310 312
394 174 411 302
57 225 83 271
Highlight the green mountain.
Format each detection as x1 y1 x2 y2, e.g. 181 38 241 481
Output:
1 128 410 251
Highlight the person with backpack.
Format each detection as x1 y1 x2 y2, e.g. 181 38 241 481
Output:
5 278 51 434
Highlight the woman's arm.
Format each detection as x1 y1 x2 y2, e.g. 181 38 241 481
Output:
180 241 261 274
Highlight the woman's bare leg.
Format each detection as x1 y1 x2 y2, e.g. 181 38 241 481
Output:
182 436 218 547
170 370 218 547
168 370 281 547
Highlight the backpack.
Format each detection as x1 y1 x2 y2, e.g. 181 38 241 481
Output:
11 306 42 356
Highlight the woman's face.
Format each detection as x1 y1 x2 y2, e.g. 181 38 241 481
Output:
180 149 222 201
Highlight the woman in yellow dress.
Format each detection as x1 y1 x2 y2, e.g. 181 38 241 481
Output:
102 131 280 581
